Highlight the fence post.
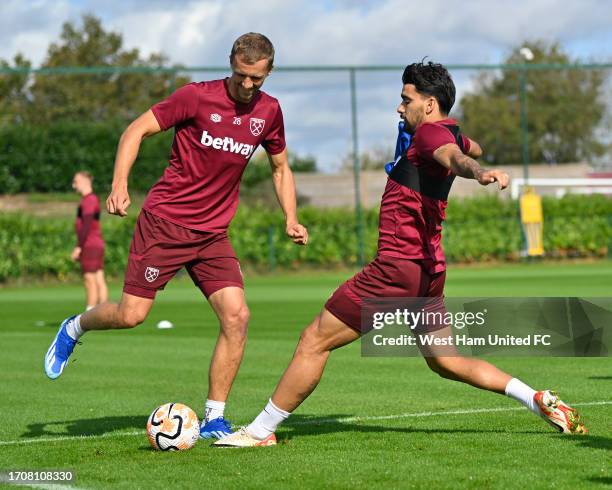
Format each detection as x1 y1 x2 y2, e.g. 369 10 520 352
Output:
170 69 177 93
608 215 612 258
349 67 365 267
268 225 276 271
519 67 530 183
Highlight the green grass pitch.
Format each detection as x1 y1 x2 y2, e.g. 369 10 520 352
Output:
1 261 611 489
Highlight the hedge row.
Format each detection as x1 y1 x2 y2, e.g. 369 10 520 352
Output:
0 195 610 282
0 121 173 194
0 122 315 195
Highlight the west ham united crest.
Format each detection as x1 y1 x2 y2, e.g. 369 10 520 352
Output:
144 266 159 283
249 118 265 136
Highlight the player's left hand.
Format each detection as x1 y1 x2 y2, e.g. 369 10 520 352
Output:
477 169 510 190
286 223 308 245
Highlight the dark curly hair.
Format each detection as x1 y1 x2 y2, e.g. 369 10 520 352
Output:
402 61 456 115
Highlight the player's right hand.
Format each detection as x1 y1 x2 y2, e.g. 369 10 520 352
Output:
71 247 81 261
477 169 510 190
106 186 131 217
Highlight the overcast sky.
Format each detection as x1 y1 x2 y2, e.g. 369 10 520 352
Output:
2 0 611 169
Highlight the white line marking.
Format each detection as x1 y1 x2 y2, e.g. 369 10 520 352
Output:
1 400 609 446
11 484 86 490
0 430 143 447
292 400 612 425
0 477 87 490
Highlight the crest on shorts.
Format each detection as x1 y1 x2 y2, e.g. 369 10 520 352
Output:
145 266 159 283
249 118 265 136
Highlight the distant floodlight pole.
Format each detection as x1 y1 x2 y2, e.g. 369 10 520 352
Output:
520 70 529 182
519 47 533 184
349 68 365 267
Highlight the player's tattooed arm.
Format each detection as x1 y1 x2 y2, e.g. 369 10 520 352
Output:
433 143 509 190
466 138 483 159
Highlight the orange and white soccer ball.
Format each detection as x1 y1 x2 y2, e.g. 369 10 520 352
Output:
146 403 200 451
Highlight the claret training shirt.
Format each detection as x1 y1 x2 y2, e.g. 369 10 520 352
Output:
76 193 104 248
144 79 286 232
378 118 471 273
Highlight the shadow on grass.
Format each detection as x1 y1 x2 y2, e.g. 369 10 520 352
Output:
19 413 612 454
553 433 612 452
587 376 612 380
586 476 612 485
21 412 508 442
280 414 612 450
279 413 510 440
21 415 146 438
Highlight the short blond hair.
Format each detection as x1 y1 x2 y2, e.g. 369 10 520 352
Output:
230 32 275 70
76 170 93 183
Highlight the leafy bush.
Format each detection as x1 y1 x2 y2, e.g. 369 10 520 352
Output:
0 195 610 282
0 121 173 194
0 122 316 196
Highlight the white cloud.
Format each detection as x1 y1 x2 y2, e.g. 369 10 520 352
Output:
109 1 224 62
1 0 611 169
34 0 608 67
0 0 71 64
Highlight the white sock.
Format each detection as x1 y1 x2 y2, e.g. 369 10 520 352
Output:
65 314 84 340
86 305 94 311
505 378 541 416
204 399 225 423
247 399 291 440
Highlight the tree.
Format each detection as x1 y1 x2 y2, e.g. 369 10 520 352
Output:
0 54 31 125
459 41 607 165
0 14 190 125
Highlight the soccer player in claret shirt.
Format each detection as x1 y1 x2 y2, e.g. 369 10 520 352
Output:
44 33 308 439
71 171 108 310
215 62 587 447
